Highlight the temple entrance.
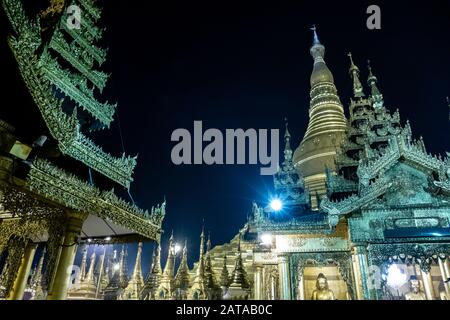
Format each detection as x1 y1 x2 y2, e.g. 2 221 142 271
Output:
290 253 354 300
378 254 450 300
303 265 350 300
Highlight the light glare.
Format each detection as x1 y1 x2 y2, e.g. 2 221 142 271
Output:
270 199 283 211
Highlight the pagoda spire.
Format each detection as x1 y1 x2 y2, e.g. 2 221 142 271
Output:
120 242 145 299
174 240 191 294
76 245 88 285
367 60 384 108
141 243 162 300
162 231 176 278
229 234 250 290
151 244 162 275
219 254 230 288
30 247 46 300
130 242 144 285
156 232 176 298
293 26 347 206
204 233 218 290
118 245 129 289
85 251 97 286
187 226 208 299
348 52 365 98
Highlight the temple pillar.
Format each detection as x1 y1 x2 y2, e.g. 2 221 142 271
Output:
278 255 291 300
254 266 263 300
354 245 371 300
420 267 436 300
351 247 363 300
7 242 37 300
438 257 450 297
297 268 305 300
47 211 86 300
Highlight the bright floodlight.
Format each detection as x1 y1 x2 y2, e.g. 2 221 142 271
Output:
270 199 283 212
261 234 272 246
113 263 120 271
174 244 181 254
387 264 407 288
104 236 112 241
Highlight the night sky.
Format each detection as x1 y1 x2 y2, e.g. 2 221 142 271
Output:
1 1 450 271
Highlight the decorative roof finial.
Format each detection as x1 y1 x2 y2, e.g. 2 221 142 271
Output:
284 117 291 139
348 52 364 98
281 117 293 170
311 24 320 45
367 59 384 108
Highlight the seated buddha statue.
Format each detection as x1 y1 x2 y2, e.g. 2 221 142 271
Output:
404 276 426 300
311 273 336 300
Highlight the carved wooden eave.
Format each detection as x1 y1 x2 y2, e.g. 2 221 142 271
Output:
321 132 450 224
26 158 164 241
356 131 445 182
2 0 136 188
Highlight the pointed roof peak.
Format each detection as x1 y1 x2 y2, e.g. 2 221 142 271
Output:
310 24 321 45
367 59 377 82
284 117 291 138
348 52 359 71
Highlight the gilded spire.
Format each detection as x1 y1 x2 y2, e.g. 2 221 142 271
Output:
309 25 327 68
293 27 347 205
141 243 162 299
118 245 129 289
130 242 144 285
85 251 96 286
219 254 230 288
187 227 208 299
367 60 384 108
30 247 46 299
151 244 162 275
229 233 250 289
204 233 218 289
76 245 88 285
199 224 205 263
348 52 365 98
121 242 145 299
163 231 175 278
174 240 190 292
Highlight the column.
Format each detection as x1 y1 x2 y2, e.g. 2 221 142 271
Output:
437 257 450 297
443 257 450 294
297 269 305 300
351 247 363 300
46 211 86 300
278 255 291 300
7 242 37 300
354 245 371 300
420 267 436 300
254 266 263 300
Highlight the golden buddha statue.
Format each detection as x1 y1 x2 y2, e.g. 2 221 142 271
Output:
311 273 336 300
404 276 426 300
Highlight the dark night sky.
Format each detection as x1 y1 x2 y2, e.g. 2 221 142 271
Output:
1 1 450 271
